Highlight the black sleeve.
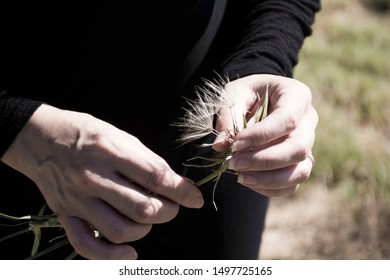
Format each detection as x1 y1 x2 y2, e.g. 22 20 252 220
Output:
0 3 44 157
0 91 42 157
219 0 321 80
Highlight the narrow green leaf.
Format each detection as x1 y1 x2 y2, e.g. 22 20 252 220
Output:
261 83 269 121
65 251 78 260
25 238 70 260
0 228 30 243
31 228 41 257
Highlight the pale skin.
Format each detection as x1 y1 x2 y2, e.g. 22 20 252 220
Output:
1 74 317 260
213 74 318 197
1 105 204 260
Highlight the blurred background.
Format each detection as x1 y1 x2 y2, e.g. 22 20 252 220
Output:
259 0 390 259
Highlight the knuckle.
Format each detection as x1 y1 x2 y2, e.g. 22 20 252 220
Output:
147 163 173 191
262 127 272 145
262 154 272 170
105 225 129 244
298 163 312 183
283 109 299 132
301 83 312 100
78 168 94 185
310 105 319 124
293 141 311 162
134 200 160 223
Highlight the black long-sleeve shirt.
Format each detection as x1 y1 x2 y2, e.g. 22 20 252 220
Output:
0 0 321 260
0 0 321 158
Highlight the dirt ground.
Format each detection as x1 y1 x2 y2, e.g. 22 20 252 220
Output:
258 183 388 260
259 184 331 259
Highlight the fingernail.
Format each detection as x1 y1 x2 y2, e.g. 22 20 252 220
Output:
214 131 226 143
231 139 252 152
126 248 138 260
238 173 258 185
191 195 204 209
229 158 250 170
182 176 195 184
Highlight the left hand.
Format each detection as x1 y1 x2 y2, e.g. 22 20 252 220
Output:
213 74 318 197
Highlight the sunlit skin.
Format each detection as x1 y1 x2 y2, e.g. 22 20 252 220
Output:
0 73 317 260
213 74 318 197
1 105 204 260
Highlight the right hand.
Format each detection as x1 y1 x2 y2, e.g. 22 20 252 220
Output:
1 104 204 259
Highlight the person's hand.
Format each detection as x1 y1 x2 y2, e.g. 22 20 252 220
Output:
1 104 204 259
213 74 318 197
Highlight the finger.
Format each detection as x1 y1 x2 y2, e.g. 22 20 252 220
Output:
229 108 317 171
77 197 153 244
255 185 299 197
231 83 312 152
59 216 138 260
236 157 313 191
113 137 204 209
92 172 180 224
213 83 255 152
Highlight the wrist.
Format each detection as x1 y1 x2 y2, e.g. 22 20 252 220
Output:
1 104 90 182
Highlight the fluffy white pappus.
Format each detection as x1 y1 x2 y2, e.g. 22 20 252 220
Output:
173 76 237 146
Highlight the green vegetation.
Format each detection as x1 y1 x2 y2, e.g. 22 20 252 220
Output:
294 0 390 258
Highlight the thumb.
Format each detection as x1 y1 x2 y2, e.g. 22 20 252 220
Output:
212 105 241 152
